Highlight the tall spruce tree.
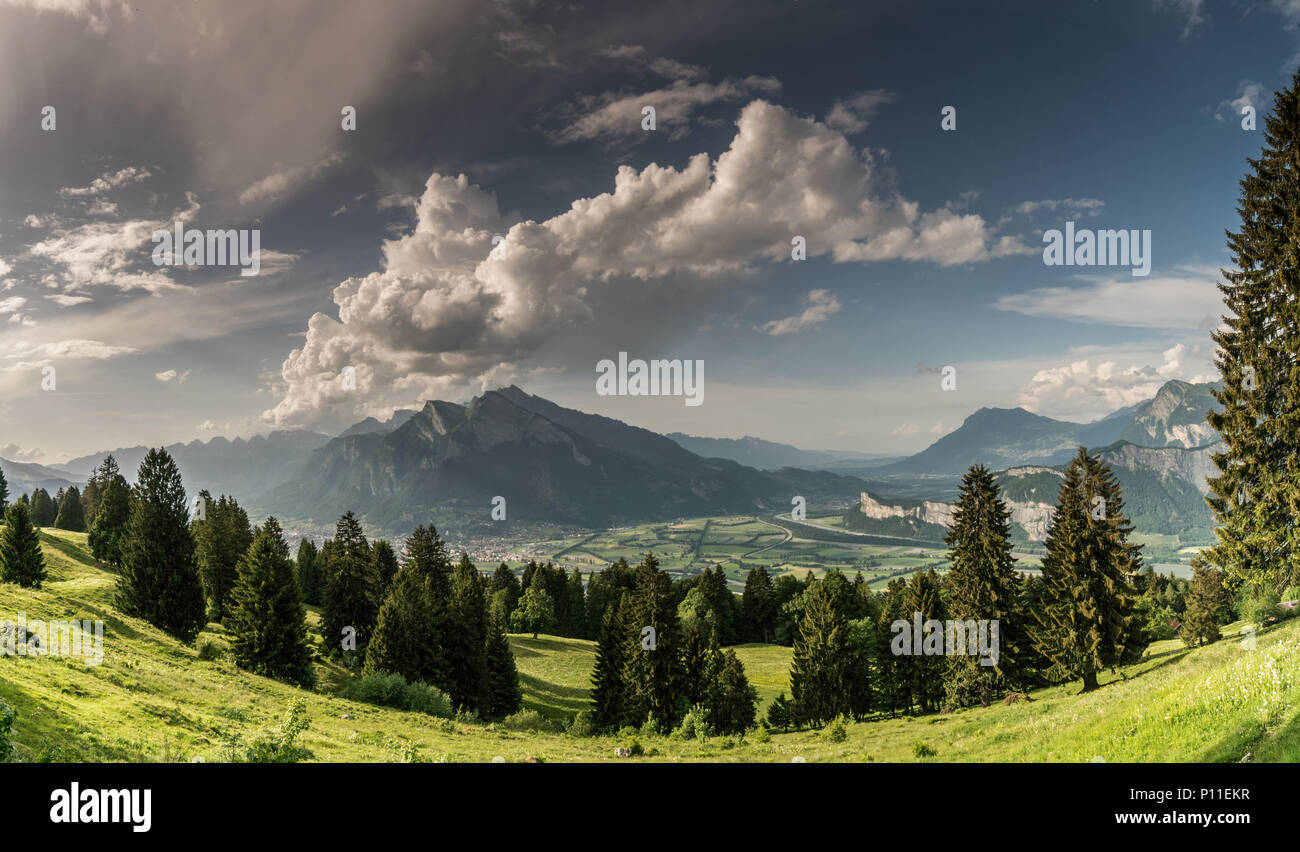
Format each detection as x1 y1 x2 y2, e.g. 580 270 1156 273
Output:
590 596 630 731
1033 448 1147 691
905 568 947 713
371 539 399 600
741 565 777 642
0 466 8 513
483 613 522 719
88 458 130 566
445 554 488 711
295 538 321 605
29 488 56 526
322 511 378 662
116 449 206 643
226 520 316 687
1202 71 1300 594
620 553 683 730
1183 564 1229 647
943 465 1026 707
706 649 758 735
363 523 452 691
194 494 254 621
875 578 912 716
788 578 851 726
53 485 85 532
1 501 46 588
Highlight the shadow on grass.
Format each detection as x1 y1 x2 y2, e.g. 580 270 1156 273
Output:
517 672 591 717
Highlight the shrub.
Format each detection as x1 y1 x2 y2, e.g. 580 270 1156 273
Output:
0 700 15 762
196 636 227 661
340 671 453 718
567 710 595 738
501 709 550 732
676 704 713 743
753 725 771 743
242 700 313 763
639 717 662 738
827 716 848 743
625 737 644 756
913 742 937 758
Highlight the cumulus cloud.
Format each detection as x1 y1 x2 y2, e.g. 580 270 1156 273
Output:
891 423 918 436
994 264 1224 330
0 296 26 314
1018 344 1212 419
824 89 895 134
760 289 842 336
0 442 43 462
1217 80 1264 123
266 100 1027 428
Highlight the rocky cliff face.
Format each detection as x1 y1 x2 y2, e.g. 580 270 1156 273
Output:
859 490 1053 541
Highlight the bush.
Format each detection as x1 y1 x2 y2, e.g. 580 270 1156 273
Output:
826 716 848 743
676 704 713 743
340 672 453 718
0 700 15 762
753 725 771 743
913 742 937 758
501 709 551 732
639 717 662 738
567 710 595 738
240 700 313 763
625 737 644 757
196 636 227 661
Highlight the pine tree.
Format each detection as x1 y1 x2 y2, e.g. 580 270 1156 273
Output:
1 502 46 588
943 465 1026 708
322 511 378 662
116 449 206 643
0 466 8 514
226 519 316 687
741 565 776 642
1183 564 1229 647
905 568 947 712
875 578 912 716
363 524 452 691
194 494 254 621
445 554 488 712
620 553 683 730
590 597 630 731
696 564 737 644
371 539 399 600
296 538 321 605
29 488 56 526
54 485 85 532
678 620 716 706
789 579 852 726
566 568 587 638
483 613 522 719
88 459 130 566
585 557 636 637
1202 71 1300 594
82 454 124 526
706 649 757 735
1033 448 1147 692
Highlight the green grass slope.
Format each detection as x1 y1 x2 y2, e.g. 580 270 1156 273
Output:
1 529 1297 762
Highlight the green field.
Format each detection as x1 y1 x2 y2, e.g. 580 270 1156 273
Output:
3 529 1299 762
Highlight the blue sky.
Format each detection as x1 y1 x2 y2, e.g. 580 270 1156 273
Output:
0 0 1293 463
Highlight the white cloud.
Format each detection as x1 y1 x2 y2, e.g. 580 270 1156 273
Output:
44 293 93 306
994 264 1225 330
1018 343 1212 419
824 89 895 134
0 296 26 314
0 0 126 35
0 258 11 277
1154 0 1204 38
265 100 1029 428
1217 80 1264 123
154 369 176 382
1005 198 1105 217
3 338 136 369
760 289 842 336
58 165 152 198
0 442 44 462
891 423 918 436
238 152 343 205
930 421 947 435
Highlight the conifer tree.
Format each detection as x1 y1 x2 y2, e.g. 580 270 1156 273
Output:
488 563 521 614
707 649 758 735
29 488 56 526
905 568 947 712
116 449 206 643
566 567 587 638
590 597 630 731
483 613 522 719
0 466 8 514
943 465 1026 707
1183 564 1229 647
1033 448 1147 691
620 553 683 729
1 501 46 588
226 520 316 687
194 494 254 621
445 554 488 711
875 578 912 716
371 539 399 600
53 485 85 532
789 579 851 726
88 458 129 566
322 511 377 662
585 557 636 637
741 565 777 642
678 620 716 706
296 538 321 605
1202 70 1300 593
363 523 452 690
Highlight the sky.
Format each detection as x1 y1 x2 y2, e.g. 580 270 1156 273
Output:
0 0 1294 464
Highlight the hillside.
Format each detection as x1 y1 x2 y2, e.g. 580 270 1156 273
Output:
2 530 1297 762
